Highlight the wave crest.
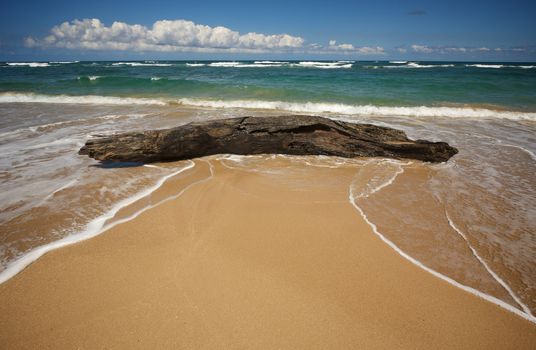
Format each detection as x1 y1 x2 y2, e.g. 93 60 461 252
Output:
1 93 535 120
6 62 50 67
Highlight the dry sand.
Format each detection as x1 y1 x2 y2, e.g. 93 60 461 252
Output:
0 157 535 349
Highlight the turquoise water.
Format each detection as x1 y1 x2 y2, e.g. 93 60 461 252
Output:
1 60 536 111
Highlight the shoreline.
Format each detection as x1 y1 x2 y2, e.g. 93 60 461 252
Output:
1 155 534 323
1 157 535 348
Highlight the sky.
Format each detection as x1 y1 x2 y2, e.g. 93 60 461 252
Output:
1 0 535 61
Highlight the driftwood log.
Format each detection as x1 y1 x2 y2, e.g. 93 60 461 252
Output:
79 115 457 163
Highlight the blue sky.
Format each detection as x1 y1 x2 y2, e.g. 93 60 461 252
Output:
1 0 535 61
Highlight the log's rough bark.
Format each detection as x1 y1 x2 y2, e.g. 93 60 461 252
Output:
78 115 458 163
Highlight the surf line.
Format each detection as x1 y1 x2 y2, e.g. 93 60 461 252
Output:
0 159 213 285
446 213 533 316
348 162 536 324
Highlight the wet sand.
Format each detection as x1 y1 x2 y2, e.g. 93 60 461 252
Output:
0 158 535 349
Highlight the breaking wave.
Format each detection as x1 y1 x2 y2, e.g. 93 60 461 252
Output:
384 62 455 68
177 98 536 120
1 93 536 120
6 62 50 67
0 92 167 106
111 62 173 67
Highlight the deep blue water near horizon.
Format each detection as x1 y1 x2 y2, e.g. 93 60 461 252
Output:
1 60 536 112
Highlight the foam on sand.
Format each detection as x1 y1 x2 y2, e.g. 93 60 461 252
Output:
0 161 196 285
446 213 533 315
348 162 536 324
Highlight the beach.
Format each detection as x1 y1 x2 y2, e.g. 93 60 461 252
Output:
1 157 535 349
1 60 535 348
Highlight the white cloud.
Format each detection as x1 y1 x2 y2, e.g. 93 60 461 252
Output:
26 18 304 53
356 46 385 55
325 39 384 55
26 18 386 55
444 47 467 52
411 44 434 53
409 45 507 54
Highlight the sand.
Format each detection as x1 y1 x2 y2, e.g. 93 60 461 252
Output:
0 157 535 349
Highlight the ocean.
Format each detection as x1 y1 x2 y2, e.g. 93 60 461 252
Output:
0 60 535 321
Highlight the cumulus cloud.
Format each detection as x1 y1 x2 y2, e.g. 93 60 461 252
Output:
411 44 434 53
25 18 304 53
25 18 387 55
324 39 384 55
407 44 522 55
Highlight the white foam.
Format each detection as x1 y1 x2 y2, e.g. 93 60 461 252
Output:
465 64 504 69
0 93 167 106
348 171 536 324
111 62 172 67
363 161 409 197
186 63 206 67
0 161 196 285
100 160 215 234
207 62 282 68
464 64 536 69
77 75 101 81
176 98 536 121
40 178 79 203
50 61 79 64
297 61 342 66
2 93 535 121
389 60 407 64
239 63 284 67
446 213 533 316
150 77 162 81
501 144 536 161
6 62 50 67
384 62 455 69
293 61 352 69
253 61 288 64
26 137 81 150
208 62 241 67
0 114 144 138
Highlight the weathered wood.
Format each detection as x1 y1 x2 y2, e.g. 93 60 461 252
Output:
79 115 457 163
